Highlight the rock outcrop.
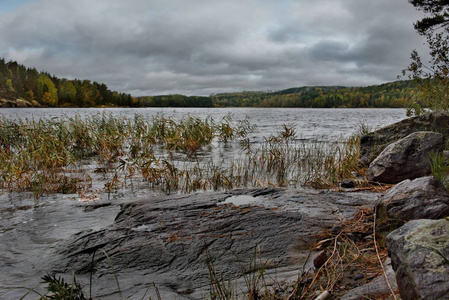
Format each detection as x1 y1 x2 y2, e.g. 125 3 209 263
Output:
360 112 449 165
376 176 449 221
386 219 449 300
0 98 41 107
368 131 444 184
52 188 379 299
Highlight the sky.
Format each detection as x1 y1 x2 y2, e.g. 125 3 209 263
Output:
0 0 428 96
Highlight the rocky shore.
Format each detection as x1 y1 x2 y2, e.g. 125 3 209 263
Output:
51 188 380 299
0 98 42 108
35 112 449 299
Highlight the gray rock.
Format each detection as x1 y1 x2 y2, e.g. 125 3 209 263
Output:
360 111 449 165
0 98 38 107
0 98 16 107
386 219 449 300
15 98 32 107
341 179 356 188
51 188 379 299
341 258 397 300
368 131 444 184
376 176 449 221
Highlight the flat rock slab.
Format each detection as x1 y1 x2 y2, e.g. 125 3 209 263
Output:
52 188 379 299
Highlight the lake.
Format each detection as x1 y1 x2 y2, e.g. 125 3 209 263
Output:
0 107 408 200
0 107 407 143
0 107 407 299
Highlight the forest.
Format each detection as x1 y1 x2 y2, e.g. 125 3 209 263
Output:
0 58 134 107
208 81 419 108
0 57 419 108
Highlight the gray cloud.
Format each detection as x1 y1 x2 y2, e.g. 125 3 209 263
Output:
0 0 428 95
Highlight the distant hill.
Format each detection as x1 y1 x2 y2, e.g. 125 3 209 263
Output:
0 58 134 107
138 81 418 108
0 57 418 108
207 81 417 108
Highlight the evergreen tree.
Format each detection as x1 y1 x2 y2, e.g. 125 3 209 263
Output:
403 0 449 114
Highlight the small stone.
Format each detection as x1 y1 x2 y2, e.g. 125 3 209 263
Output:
313 250 328 269
340 180 356 188
353 273 364 280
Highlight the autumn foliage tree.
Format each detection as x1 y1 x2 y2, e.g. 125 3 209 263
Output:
403 0 449 115
0 58 134 107
38 74 59 106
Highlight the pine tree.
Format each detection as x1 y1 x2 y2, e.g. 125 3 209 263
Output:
403 0 449 115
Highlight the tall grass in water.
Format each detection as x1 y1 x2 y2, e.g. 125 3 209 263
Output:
429 151 449 187
0 113 363 202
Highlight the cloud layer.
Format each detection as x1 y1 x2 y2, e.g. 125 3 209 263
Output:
0 0 428 95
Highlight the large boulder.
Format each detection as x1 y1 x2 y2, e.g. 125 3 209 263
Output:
360 111 449 165
368 131 444 184
386 219 449 300
376 176 449 221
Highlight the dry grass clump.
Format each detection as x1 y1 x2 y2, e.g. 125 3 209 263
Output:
287 208 400 300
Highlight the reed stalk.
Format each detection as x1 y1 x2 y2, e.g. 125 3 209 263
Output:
0 113 364 202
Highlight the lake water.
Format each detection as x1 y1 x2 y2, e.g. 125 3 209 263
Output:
0 107 407 143
0 107 407 299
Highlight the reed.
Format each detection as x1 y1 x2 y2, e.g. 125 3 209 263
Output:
0 113 364 202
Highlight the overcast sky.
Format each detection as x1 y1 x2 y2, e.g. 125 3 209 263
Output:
0 0 428 96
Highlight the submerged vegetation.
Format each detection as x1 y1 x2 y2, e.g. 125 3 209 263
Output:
0 113 364 202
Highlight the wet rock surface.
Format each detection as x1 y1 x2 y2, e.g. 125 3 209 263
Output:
51 188 379 299
386 219 449 300
376 176 449 221
368 131 444 184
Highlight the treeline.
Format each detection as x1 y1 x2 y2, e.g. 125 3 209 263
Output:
136 81 418 108
210 81 418 108
138 94 213 107
0 57 419 108
0 58 134 107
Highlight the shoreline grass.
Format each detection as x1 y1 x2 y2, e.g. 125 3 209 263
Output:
0 112 366 202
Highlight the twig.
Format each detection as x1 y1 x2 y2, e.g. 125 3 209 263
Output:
314 290 330 300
